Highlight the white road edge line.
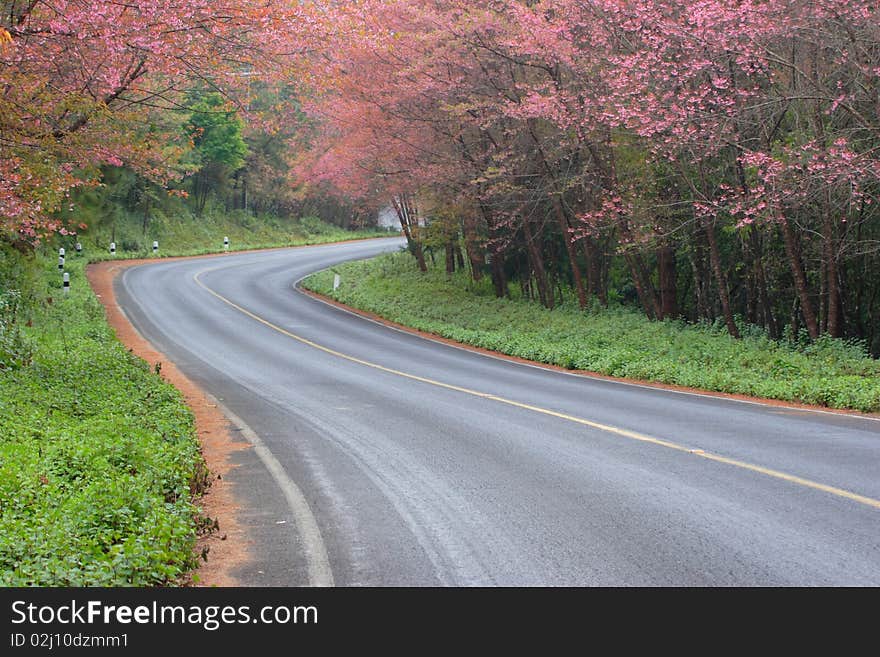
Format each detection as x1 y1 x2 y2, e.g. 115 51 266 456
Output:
119 266 335 587
292 269 880 425
208 397 335 588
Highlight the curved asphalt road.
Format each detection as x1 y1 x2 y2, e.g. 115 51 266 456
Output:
117 238 880 586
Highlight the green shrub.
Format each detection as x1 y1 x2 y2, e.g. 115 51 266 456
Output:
0 255 204 586
0 290 34 371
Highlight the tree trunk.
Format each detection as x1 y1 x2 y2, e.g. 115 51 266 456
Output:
756 253 778 339
657 242 677 319
779 215 819 339
748 227 778 338
823 197 841 337
689 246 709 322
463 213 483 282
621 252 656 320
702 216 740 339
549 198 587 309
481 204 508 298
743 233 758 326
490 253 507 299
522 215 553 309
445 241 455 276
638 251 662 320
811 89 840 338
582 235 607 306
391 195 427 272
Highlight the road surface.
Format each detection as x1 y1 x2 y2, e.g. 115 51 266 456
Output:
117 238 880 585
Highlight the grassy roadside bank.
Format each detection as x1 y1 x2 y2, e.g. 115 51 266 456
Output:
0 222 386 585
302 252 880 413
72 211 392 260
0 250 206 585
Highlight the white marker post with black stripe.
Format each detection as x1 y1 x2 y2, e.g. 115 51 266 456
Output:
58 255 65 271
110 242 116 256
224 236 229 251
75 242 82 255
152 240 159 255
62 272 70 296
59 247 65 258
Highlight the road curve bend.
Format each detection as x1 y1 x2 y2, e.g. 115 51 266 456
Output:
116 238 880 586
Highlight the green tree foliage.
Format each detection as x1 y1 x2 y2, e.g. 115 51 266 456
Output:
186 93 248 214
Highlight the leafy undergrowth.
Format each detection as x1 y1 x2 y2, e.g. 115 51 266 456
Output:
303 252 880 413
0 251 208 585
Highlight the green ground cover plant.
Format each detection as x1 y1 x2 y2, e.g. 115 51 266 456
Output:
303 252 880 413
0 250 205 585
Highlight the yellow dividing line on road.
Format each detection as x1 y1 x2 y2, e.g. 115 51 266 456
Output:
193 271 880 512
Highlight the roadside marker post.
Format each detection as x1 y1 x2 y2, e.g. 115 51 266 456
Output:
333 274 341 291
75 242 82 255
58 247 65 258
110 242 116 255
58 255 65 271
224 236 229 251
152 240 159 255
62 273 70 295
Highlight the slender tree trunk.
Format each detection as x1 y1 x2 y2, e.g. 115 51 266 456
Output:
522 215 553 309
410 238 428 272
823 196 841 337
689 247 709 322
756 253 778 339
811 72 841 338
598 234 612 305
548 198 587 309
445 241 455 276
657 241 677 319
748 226 778 337
819 249 827 334
391 195 427 272
742 233 758 325
582 235 607 306
702 216 740 339
779 214 820 339
635 249 662 320
480 204 508 298
622 252 656 320
463 213 483 282
490 254 507 299
790 297 801 342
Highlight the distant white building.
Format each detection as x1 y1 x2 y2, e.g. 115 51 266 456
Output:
376 203 426 229
377 205 399 229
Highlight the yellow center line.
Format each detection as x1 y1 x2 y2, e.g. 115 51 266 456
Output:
193 270 880 511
